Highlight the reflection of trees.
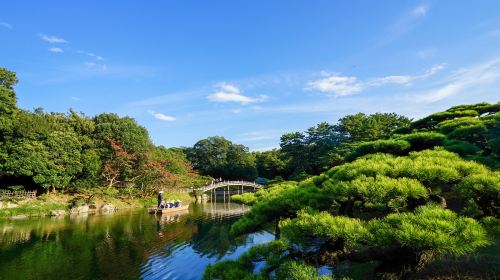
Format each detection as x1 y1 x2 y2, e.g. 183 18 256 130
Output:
0 204 268 280
189 217 249 259
0 211 162 279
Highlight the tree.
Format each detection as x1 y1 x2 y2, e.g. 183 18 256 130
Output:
254 150 286 179
336 112 411 143
187 136 257 180
279 114 411 178
93 113 152 155
212 147 497 277
0 68 18 139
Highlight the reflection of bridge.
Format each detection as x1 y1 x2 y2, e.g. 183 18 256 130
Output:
201 202 251 218
192 180 264 202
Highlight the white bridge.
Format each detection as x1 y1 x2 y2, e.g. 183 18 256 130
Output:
193 180 264 193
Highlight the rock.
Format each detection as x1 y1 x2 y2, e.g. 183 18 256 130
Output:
10 215 27 220
49 210 66 216
100 204 117 212
70 204 89 214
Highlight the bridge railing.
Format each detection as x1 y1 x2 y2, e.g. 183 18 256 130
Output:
192 180 264 192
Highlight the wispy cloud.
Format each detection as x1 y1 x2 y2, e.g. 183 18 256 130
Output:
148 110 176 122
84 61 108 71
416 57 500 103
207 83 268 104
78 50 104 60
411 5 428 17
378 4 429 45
238 130 283 142
48 47 64 53
0 22 12 29
306 65 444 96
71 96 81 101
38 33 68 44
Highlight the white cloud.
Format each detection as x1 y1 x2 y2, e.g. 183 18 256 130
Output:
416 58 500 103
38 33 68 43
369 64 444 86
48 47 63 53
78 50 104 60
207 83 268 104
0 22 12 29
412 5 428 17
307 65 444 96
148 110 176 122
84 61 108 71
71 96 81 101
379 4 430 45
250 146 280 152
305 73 363 96
238 130 280 142
368 75 413 86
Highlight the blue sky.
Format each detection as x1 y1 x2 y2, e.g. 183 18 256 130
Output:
1 1 500 151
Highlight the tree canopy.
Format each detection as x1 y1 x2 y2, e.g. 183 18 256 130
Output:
0 68 203 195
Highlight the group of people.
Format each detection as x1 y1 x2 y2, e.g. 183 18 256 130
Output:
157 191 182 209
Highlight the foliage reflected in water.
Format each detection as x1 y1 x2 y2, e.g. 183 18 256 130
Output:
0 203 273 280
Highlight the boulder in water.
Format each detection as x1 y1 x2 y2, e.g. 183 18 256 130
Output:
50 210 67 216
70 204 89 214
100 204 117 212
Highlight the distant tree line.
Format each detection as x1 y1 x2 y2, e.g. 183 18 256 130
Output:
186 113 411 181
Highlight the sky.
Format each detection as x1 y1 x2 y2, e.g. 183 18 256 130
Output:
1 1 500 151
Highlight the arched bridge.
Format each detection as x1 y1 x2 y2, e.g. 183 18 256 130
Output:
192 180 264 202
194 180 264 193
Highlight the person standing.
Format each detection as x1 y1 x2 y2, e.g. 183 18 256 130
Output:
157 191 164 208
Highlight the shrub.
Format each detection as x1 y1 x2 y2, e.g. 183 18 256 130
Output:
444 140 481 156
397 132 445 151
347 139 410 160
367 205 490 256
455 173 500 218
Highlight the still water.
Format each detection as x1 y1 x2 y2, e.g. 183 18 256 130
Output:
0 202 273 280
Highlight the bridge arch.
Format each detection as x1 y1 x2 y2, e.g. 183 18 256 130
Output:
192 180 264 203
194 180 264 193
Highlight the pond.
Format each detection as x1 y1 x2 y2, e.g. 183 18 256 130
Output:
0 202 274 280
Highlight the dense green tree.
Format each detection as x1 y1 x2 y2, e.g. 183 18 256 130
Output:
336 112 411 142
93 113 152 154
0 68 18 139
0 67 201 194
187 136 257 180
254 150 286 179
279 113 411 178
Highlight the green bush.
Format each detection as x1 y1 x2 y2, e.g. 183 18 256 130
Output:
444 139 481 156
348 139 410 160
397 132 445 151
455 173 500 217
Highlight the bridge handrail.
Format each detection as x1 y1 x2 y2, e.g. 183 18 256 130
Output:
192 180 264 192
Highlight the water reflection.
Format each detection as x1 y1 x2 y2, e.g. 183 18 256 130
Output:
0 202 273 280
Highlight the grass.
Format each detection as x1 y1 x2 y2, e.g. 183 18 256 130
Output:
0 191 195 218
0 199 67 218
